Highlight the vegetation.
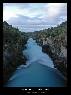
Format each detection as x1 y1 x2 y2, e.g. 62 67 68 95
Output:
3 21 67 84
35 21 67 77
3 21 27 84
22 21 67 77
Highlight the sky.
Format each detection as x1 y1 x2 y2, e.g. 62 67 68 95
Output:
3 3 67 32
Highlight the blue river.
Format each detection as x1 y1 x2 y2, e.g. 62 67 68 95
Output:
5 38 66 87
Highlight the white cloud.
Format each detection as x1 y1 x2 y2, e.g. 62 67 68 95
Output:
3 3 67 20
3 3 67 32
3 5 19 21
58 16 67 25
3 4 41 20
47 3 65 17
39 3 67 19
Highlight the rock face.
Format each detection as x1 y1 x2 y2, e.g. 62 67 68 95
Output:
42 37 52 45
42 44 67 77
41 21 67 77
3 48 14 66
3 21 28 84
60 45 67 58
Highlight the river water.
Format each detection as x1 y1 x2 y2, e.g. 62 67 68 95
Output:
5 38 66 87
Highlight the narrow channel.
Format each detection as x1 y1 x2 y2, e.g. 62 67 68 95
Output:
5 38 66 87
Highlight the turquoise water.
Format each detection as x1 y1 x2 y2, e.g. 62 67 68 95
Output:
5 38 66 87
6 62 66 87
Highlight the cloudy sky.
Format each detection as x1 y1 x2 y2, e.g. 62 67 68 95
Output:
3 3 67 32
